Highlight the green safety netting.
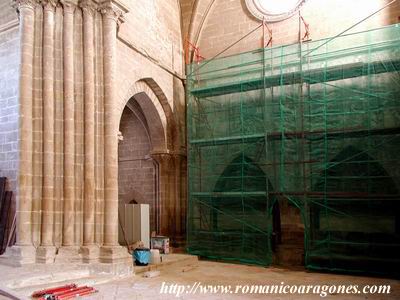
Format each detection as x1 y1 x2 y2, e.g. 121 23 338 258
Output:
186 24 400 275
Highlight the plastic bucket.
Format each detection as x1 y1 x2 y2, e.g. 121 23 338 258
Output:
133 248 150 266
150 249 161 264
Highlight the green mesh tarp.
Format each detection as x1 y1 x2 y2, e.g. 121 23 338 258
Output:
186 24 400 275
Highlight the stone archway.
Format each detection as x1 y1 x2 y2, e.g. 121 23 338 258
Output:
118 101 157 245
205 154 272 264
117 80 186 247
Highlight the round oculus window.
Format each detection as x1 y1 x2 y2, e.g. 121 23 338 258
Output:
245 0 305 22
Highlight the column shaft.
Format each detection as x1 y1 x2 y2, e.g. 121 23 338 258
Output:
82 4 96 246
102 13 118 246
152 153 173 236
62 2 75 246
16 2 35 246
41 1 56 246
174 155 182 241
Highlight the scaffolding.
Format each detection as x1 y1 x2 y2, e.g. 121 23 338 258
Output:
186 23 400 275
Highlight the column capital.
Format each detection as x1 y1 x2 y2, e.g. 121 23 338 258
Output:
79 0 96 16
41 0 58 11
12 0 39 11
151 152 173 164
151 151 185 160
98 0 128 24
61 0 78 13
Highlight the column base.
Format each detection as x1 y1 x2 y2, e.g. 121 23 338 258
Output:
99 245 130 264
36 246 57 264
80 245 100 263
55 246 81 263
0 245 36 266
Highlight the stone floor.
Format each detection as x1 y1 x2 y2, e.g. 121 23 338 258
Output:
92 262 400 300
1 256 399 299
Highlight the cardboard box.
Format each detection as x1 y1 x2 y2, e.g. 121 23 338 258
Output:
151 236 169 254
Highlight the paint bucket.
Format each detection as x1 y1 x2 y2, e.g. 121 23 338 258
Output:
150 249 161 264
133 248 150 266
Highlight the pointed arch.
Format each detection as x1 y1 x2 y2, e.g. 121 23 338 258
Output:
214 155 268 193
117 79 177 152
313 145 398 194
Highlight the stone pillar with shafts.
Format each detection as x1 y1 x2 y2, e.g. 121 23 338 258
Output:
151 152 186 249
4 0 131 265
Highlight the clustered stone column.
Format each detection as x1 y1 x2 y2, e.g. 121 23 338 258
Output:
10 0 129 265
10 0 188 264
151 152 186 247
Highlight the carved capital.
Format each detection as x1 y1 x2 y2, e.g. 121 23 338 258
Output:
41 0 58 12
79 0 96 16
12 0 39 11
151 152 174 166
98 0 128 25
60 0 77 13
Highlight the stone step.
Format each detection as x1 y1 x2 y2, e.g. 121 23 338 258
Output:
5 269 91 290
134 253 199 274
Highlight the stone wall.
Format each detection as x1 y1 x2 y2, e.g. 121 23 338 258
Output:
0 2 19 193
118 0 184 77
182 0 400 59
118 105 156 233
115 0 186 148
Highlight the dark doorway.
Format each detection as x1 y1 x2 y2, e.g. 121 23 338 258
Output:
271 197 305 267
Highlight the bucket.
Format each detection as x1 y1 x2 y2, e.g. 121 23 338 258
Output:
133 248 150 266
150 249 161 264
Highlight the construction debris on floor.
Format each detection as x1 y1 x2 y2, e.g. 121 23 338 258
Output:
0 177 15 255
32 284 97 300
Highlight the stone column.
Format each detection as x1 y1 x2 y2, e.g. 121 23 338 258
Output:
53 0 79 263
10 0 37 265
80 0 98 261
151 152 186 248
37 0 57 263
151 152 174 237
179 155 188 247
61 0 76 247
31 1 43 250
99 0 129 262
173 154 185 248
